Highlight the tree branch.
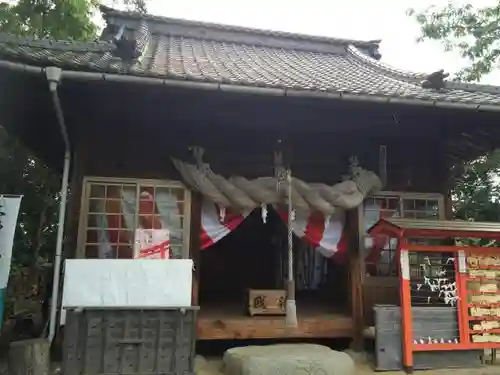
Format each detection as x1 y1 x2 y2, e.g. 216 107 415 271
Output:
408 3 500 82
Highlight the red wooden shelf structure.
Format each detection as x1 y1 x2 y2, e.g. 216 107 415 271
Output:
368 218 500 374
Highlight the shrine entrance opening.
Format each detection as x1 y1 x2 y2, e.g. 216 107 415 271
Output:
197 208 352 340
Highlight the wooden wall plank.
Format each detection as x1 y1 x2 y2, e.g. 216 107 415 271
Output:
189 193 202 306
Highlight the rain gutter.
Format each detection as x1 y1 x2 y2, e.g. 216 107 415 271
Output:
0 60 498 112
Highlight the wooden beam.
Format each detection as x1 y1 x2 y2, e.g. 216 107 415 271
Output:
347 208 364 351
197 308 353 339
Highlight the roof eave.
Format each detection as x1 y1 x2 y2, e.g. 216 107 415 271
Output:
1 59 499 112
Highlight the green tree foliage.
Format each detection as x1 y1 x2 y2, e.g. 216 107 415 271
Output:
451 150 500 246
0 0 148 40
408 3 500 82
0 0 100 40
0 0 148 268
0 127 59 268
408 3 500 230
453 150 500 222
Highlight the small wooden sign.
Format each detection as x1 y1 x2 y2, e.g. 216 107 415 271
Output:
248 289 286 316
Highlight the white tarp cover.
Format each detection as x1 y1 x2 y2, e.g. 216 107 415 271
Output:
61 259 193 323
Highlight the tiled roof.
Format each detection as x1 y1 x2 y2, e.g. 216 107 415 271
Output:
99 6 381 49
1 6 500 108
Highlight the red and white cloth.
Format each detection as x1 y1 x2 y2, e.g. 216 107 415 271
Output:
276 209 349 261
198 199 395 267
200 199 250 250
95 188 386 265
199 199 349 261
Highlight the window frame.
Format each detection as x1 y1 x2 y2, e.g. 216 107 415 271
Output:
76 176 192 259
358 191 445 278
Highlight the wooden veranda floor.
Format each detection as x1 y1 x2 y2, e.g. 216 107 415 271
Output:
197 302 353 340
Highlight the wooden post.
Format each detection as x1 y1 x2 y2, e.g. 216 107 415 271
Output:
9 339 50 375
441 158 454 221
439 127 454 221
347 208 364 351
398 238 414 374
189 193 202 306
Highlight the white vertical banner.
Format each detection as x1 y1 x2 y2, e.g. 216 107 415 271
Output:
0 195 22 288
399 249 410 281
458 250 467 273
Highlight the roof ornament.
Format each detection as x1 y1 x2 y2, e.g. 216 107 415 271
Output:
112 24 126 42
368 45 382 61
191 146 226 222
111 21 150 63
421 69 449 91
113 33 141 62
343 155 360 181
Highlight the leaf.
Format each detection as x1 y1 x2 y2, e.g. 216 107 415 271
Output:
0 0 149 267
408 2 500 81
452 150 500 234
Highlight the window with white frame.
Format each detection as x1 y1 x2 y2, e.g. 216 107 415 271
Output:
78 178 191 259
362 192 444 277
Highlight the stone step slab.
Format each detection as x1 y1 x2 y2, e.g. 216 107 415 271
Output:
223 344 355 375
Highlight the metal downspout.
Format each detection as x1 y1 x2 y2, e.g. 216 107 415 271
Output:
45 67 71 344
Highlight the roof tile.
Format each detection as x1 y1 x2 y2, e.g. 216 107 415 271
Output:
1 8 500 108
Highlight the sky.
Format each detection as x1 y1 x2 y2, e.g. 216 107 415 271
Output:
140 0 500 84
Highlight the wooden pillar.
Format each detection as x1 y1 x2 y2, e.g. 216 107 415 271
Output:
9 339 50 375
443 192 453 221
347 207 364 351
439 126 454 221
442 162 454 221
189 193 202 306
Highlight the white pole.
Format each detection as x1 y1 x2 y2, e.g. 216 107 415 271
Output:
48 150 70 343
46 67 71 344
285 169 297 327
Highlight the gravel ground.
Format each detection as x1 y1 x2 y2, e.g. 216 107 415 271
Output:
2 353 497 375
195 354 500 375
